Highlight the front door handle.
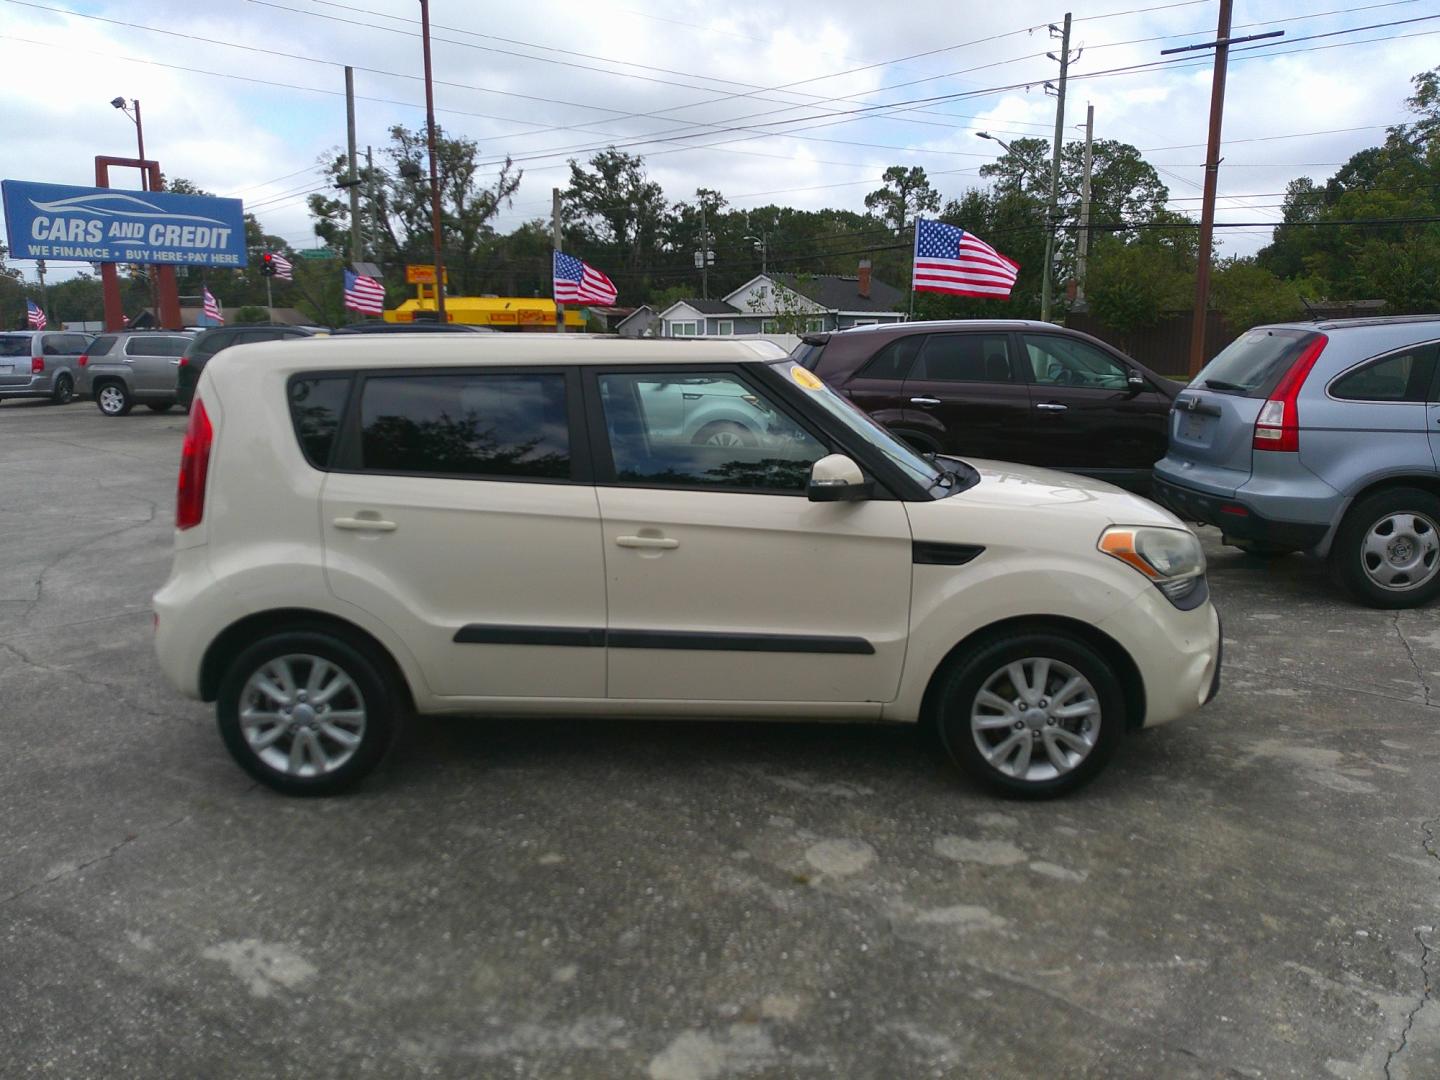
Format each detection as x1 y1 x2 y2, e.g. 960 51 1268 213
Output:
1035 402 1069 412
616 535 679 549
910 396 942 407
333 516 398 532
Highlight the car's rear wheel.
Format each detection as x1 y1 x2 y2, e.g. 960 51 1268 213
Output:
50 374 74 405
216 630 400 795
693 420 757 448
935 629 1125 798
1331 488 1440 608
96 382 132 416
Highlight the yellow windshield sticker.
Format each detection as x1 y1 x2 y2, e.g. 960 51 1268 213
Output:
791 366 824 390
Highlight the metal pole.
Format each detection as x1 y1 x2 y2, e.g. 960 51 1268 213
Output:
419 0 446 320
1075 103 1094 307
345 67 363 266
1040 12 1071 323
134 100 146 192
552 187 565 334
908 221 918 320
36 259 48 323
265 275 274 323
699 204 709 300
1188 0 1234 376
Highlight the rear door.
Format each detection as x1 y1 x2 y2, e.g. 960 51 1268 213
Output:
1018 332 1172 485
838 334 921 439
320 366 608 700
1166 328 1321 498
125 334 188 396
898 331 1031 459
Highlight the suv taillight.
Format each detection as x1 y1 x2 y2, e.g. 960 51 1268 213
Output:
78 354 89 367
178 354 189 368
176 399 213 531
31 357 44 374
1253 334 1328 453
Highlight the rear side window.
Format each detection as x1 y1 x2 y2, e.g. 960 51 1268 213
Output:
912 334 1015 383
1196 329 1317 397
856 336 923 381
1330 343 1440 403
791 342 823 371
126 336 189 357
88 335 118 356
0 335 30 357
288 376 351 467
359 372 570 479
196 331 234 355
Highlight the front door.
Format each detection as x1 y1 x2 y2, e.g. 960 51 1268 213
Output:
898 332 1032 460
1019 333 1172 483
320 367 608 700
588 366 913 704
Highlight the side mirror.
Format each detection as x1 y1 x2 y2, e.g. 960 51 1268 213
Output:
808 453 873 502
1126 370 1146 395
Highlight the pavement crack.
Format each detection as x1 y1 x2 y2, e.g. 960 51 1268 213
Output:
1384 816 1440 1079
0 814 190 907
1393 614 1435 708
18 504 159 625
0 640 176 723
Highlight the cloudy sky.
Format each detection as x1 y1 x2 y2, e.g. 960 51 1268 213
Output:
3 0 1437 284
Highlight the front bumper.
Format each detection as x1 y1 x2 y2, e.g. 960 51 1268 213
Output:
1097 584 1221 728
1153 476 1329 550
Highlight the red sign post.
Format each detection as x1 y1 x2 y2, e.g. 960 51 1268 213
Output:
94 155 182 331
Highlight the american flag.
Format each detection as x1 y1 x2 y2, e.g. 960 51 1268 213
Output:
271 252 293 281
553 251 617 306
912 218 1020 300
202 287 224 325
344 269 386 316
25 300 46 329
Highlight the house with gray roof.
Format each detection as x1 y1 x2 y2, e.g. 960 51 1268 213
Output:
656 261 906 337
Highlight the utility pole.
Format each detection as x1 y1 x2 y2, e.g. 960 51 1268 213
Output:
419 0 446 321
1163 2 1282 374
1074 103 1095 309
1040 12 1073 324
699 204 710 300
344 67 363 266
552 187 565 334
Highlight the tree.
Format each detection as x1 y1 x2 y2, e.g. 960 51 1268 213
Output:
864 166 940 234
1085 239 1192 350
1210 259 1307 331
563 149 667 272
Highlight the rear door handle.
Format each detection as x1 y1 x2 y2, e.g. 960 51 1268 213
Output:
1035 402 1068 412
910 396 942 407
169 359 182 365
333 516 398 532
616 535 679 549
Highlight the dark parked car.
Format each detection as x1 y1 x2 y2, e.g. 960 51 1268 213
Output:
795 320 1182 494
177 324 323 407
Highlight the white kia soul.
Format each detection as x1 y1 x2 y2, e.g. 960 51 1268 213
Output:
154 336 1221 798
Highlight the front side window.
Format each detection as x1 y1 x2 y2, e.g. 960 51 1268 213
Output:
1023 335 1128 389
360 372 570 479
288 376 351 468
1330 343 1440 403
598 371 826 493
914 334 1015 383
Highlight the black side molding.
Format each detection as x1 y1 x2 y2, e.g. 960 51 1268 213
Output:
452 625 873 655
453 625 605 647
913 541 985 566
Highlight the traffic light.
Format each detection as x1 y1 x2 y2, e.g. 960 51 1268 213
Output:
261 252 276 277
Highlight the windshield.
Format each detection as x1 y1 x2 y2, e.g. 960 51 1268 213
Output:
1194 328 1317 397
770 359 942 489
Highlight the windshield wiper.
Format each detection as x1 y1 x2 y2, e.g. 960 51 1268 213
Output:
1203 379 1248 393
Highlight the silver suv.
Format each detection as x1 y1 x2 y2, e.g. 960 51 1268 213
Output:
1155 316 1440 608
0 329 90 404
78 331 192 416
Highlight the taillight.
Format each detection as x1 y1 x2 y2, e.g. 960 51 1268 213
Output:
78 354 89 367
31 357 43 374
178 355 189 368
1253 334 1328 453
176 399 213 531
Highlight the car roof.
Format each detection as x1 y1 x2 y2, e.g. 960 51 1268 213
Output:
829 319 1068 335
1259 314 1440 333
220 334 791 369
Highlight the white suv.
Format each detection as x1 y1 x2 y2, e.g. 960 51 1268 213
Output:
154 336 1221 798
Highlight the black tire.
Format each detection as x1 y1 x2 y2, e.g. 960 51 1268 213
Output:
145 401 174 413
1229 540 1296 559
95 381 132 417
1330 487 1440 609
216 629 401 796
692 420 758 448
50 374 74 405
934 628 1126 799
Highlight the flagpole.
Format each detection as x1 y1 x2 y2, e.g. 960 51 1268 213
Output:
908 219 919 321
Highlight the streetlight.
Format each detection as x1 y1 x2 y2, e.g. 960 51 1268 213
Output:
744 232 768 275
111 96 147 191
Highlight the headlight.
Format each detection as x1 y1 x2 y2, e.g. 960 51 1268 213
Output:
1099 526 1206 606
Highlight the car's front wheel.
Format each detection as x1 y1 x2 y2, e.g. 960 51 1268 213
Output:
1331 488 1440 608
216 630 400 795
935 629 1125 798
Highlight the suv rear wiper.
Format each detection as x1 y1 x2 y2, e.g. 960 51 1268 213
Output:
1202 379 1248 393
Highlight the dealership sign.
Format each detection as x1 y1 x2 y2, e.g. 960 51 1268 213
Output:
1 180 248 267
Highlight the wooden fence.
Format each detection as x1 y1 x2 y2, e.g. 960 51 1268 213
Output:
1065 311 1238 378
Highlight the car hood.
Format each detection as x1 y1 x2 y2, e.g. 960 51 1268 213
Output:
913 457 1185 534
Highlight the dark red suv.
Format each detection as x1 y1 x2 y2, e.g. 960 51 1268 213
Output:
794 320 1182 494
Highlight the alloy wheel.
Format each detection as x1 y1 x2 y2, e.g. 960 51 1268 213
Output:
1361 511 1440 592
238 654 368 778
970 657 1101 783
